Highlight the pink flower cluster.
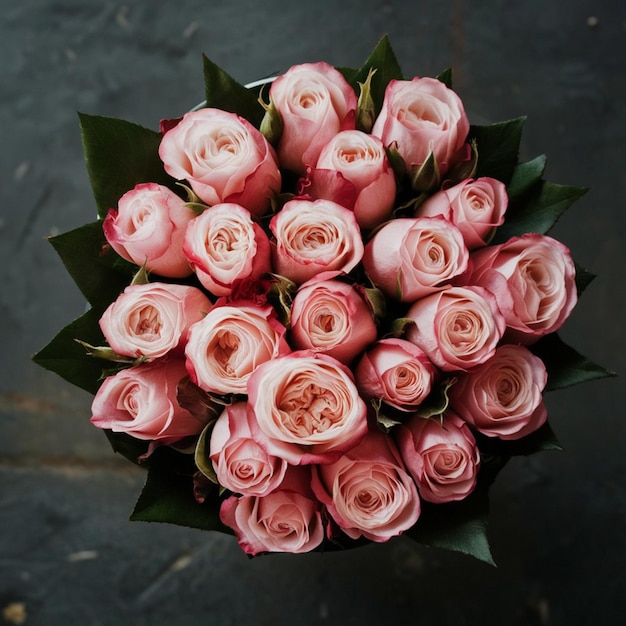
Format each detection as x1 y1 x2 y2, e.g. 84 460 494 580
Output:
91 62 578 555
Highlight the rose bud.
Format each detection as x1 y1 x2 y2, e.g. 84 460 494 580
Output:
103 183 195 278
99 282 212 360
158 108 281 219
396 412 480 504
269 62 357 174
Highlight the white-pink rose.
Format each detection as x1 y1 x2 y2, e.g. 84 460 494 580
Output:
311 428 421 542
371 77 470 177
247 351 368 465
362 216 469 302
355 338 436 412
158 108 281 218
209 402 288 496
99 282 212 360
270 62 357 174
220 466 324 555
270 198 364 285
90 358 206 444
396 413 480 504
417 177 508 250
449 344 548 439
405 285 505 372
183 203 271 296
103 183 195 278
185 302 290 395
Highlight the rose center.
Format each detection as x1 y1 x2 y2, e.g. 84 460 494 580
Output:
130 305 162 339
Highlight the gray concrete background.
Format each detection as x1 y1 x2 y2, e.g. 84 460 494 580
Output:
1 1 624 624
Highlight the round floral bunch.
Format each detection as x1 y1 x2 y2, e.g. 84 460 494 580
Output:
35 37 609 563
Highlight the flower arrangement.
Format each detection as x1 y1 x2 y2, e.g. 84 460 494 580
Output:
34 36 612 563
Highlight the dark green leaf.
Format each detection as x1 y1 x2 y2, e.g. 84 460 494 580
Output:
475 421 563 457
335 66 358 83
575 262 596 295
104 431 150 466
79 113 174 219
436 67 452 88
506 154 547 202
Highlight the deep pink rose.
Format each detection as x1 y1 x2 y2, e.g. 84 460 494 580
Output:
371 77 470 176
270 198 363 285
103 183 194 278
90 358 206 443
467 233 578 342
99 282 212 360
308 130 396 229
183 203 271 296
449 344 548 439
185 302 290 395
289 275 378 364
220 466 324 555
396 412 480 504
362 216 469 302
209 402 288 496
417 177 508 249
270 62 357 174
311 428 420 542
355 338 436 412
247 351 368 465
158 108 281 218
405 285 505 372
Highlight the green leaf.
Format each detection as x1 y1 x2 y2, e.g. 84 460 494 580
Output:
575 262 596 295
475 421 563 457
104 430 150 466
506 154 547 202
436 67 452 88
79 113 174 219
530 333 616 391
202 55 264 127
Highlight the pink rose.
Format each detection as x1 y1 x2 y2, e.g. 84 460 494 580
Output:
396 413 480 504
220 466 324 555
405 285 505 372
270 198 364 285
449 344 548 439
417 177 508 250
247 351 368 465
99 282 212 360
307 130 396 229
269 62 357 174
90 358 206 443
311 428 420 542
355 338 436 412
183 203 271 296
289 275 378 364
158 108 281 218
184 302 290 395
362 216 469 302
209 402 288 496
467 233 578 342
103 183 194 278
371 77 470 177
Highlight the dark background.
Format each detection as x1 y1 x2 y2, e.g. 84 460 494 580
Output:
1 1 624 624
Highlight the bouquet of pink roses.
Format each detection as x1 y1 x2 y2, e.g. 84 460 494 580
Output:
34 36 611 563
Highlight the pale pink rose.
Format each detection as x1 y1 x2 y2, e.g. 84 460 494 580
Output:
183 203 271 296
308 130 396 229
362 216 469 302
289 275 378 364
158 108 281 218
209 402 288 496
371 77 470 176
467 233 578 342
417 177 508 249
247 351 368 465
449 344 548 439
220 466 324 555
355 338 436 412
90 358 207 443
99 282 212 360
103 183 195 278
405 285 505 372
184 303 290 395
270 62 357 174
311 428 420 542
270 198 364 285
396 412 480 504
